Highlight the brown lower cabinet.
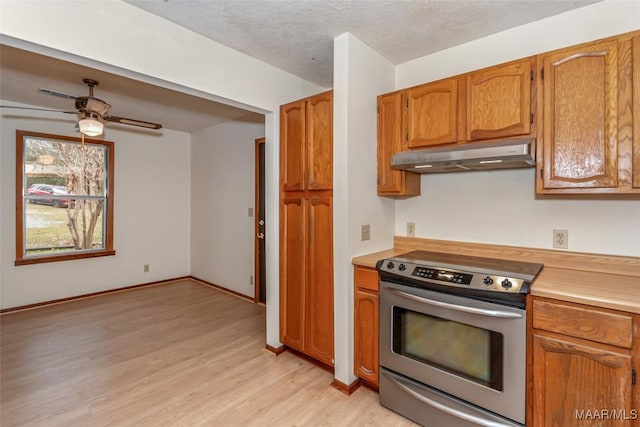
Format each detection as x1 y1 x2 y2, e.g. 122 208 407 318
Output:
280 193 334 366
531 297 639 427
353 266 379 388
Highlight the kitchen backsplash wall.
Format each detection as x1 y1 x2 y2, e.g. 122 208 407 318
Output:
395 169 640 257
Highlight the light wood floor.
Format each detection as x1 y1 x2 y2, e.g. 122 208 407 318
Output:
1 279 416 426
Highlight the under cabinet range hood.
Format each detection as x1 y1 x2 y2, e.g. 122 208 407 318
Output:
391 138 536 173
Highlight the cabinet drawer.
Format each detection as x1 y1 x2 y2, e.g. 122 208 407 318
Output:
533 298 633 348
354 266 379 292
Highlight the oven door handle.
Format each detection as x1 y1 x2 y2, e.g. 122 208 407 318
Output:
387 373 516 427
388 289 522 319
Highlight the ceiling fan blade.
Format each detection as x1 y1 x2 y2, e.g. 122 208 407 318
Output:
0 105 76 114
38 88 78 99
103 115 163 130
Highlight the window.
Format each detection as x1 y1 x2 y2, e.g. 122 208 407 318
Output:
16 131 115 265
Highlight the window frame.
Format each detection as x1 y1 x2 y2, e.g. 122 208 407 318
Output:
15 130 116 266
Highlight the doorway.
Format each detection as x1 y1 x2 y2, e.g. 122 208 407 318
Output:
254 137 266 304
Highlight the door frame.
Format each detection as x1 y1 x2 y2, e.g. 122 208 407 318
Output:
254 137 266 304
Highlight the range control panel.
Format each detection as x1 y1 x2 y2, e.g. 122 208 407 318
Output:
379 260 527 294
411 266 472 285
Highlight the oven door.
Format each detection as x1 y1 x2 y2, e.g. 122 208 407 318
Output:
379 280 526 424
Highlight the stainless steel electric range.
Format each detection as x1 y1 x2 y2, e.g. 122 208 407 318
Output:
377 250 543 427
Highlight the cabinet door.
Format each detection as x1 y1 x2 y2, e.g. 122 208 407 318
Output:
354 288 378 386
407 79 459 148
633 35 640 189
467 59 532 141
306 91 333 191
280 100 306 192
542 40 619 189
532 332 634 427
279 195 306 351
305 195 334 366
377 91 420 196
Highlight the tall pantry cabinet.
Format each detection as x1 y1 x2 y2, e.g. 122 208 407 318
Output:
279 90 334 366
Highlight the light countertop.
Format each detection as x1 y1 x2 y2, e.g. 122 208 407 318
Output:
352 248 410 269
353 246 639 314
532 267 639 314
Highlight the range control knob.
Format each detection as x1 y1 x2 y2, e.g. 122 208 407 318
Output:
398 263 406 271
483 276 494 285
386 262 395 270
501 279 513 289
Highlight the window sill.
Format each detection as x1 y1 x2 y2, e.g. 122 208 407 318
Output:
15 250 116 266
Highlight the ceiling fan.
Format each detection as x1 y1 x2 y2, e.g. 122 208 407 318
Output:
1 78 163 136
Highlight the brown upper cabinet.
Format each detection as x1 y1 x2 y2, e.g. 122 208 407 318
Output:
537 31 640 194
377 90 420 197
280 99 306 192
377 58 535 197
377 30 640 197
404 57 535 150
280 91 333 193
467 59 533 141
631 33 640 188
407 78 462 148
306 92 333 191
634 35 640 190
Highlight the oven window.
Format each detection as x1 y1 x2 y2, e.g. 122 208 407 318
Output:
392 307 503 391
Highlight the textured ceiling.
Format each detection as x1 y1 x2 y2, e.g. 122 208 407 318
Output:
126 0 599 87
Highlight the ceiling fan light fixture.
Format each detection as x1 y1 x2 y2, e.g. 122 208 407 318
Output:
78 117 104 136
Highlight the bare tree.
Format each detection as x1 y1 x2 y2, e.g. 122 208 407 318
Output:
52 142 105 250
24 138 52 162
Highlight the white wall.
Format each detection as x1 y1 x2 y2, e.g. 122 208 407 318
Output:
191 119 265 297
333 33 395 385
394 1 640 257
0 103 191 309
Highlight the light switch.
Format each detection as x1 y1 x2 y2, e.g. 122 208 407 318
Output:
361 224 371 241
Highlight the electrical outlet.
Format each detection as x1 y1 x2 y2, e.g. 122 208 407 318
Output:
143 264 150 273
248 207 254 217
361 224 370 241
553 229 568 249
407 222 415 237
250 275 254 286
